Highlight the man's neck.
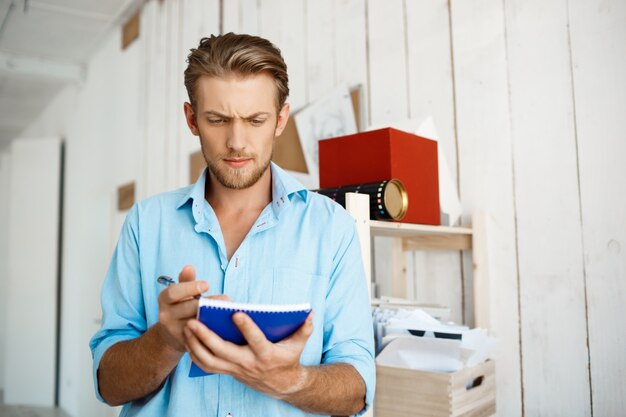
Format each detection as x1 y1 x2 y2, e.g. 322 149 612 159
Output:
205 167 273 213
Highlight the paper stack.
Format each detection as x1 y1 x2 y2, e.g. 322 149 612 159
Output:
373 308 495 373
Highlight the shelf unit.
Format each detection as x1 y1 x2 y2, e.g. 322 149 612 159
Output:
371 220 472 250
345 192 490 331
345 192 491 417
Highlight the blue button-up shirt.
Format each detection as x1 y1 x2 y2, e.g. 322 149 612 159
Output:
90 163 375 417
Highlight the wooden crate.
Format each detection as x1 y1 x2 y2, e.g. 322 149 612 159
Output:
375 360 496 417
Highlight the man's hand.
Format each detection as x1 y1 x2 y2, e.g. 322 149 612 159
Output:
156 265 230 352
184 311 314 398
156 265 206 351
184 308 366 415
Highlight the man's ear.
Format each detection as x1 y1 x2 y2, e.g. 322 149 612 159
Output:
274 103 290 137
184 102 200 136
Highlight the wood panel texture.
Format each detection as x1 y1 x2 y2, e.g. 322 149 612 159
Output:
504 0 591 415
569 0 626 414
222 0 259 35
449 0 522 415
366 0 408 127
334 0 368 96
306 0 335 102
142 0 168 197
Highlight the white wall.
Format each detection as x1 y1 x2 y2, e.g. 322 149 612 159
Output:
0 152 10 394
10 0 625 415
4 138 61 406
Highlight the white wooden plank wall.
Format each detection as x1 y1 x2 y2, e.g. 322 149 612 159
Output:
222 0 240 34
569 0 626 415
406 0 457 180
504 0 591 415
164 0 180 192
333 0 368 95
223 0 260 35
142 0 168 197
366 0 408 127
449 1 522 415
306 0 335 102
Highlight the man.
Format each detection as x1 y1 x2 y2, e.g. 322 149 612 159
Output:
90 33 375 417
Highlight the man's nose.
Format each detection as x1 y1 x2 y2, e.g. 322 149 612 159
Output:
226 119 247 151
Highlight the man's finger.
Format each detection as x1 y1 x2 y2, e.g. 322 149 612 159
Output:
178 264 196 283
282 311 314 347
205 294 232 301
232 312 271 357
186 319 245 363
167 298 199 320
159 281 208 304
185 325 238 374
186 339 236 375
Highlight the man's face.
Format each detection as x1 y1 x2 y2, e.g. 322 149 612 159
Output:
184 73 289 189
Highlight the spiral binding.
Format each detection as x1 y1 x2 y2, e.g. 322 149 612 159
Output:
198 298 311 313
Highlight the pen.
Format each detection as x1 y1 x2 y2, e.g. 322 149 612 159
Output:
157 275 176 286
157 275 202 299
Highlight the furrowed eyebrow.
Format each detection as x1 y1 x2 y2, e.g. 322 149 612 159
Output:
202 111 271 119
244 112 271 119
203 111 231 118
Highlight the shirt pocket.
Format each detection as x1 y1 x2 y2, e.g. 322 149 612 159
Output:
271 267 316 305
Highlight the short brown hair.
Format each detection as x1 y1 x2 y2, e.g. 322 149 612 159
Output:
184 32 289 112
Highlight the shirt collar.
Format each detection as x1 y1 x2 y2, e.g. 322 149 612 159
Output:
270 162 309 204
175 162 309 219
175 169 209 225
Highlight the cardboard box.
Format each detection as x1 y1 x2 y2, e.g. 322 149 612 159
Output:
375 360 496 417
318 128 440 225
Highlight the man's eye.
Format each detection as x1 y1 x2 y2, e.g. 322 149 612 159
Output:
207 118 226 125
249 119 266 126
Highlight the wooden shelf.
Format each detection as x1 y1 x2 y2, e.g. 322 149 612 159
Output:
370 220 473 251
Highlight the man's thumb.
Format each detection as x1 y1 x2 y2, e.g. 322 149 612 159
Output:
178 264 196 283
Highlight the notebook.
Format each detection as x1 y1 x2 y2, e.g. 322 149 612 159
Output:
189 298 312 377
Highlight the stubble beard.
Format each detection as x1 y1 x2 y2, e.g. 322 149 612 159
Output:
201 143 273 190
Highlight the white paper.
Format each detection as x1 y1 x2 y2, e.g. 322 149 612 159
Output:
415 117 462 226
294 85 357 189
376 335 464 373
374 307 496 372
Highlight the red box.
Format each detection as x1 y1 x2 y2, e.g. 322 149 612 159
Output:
319 127 440 225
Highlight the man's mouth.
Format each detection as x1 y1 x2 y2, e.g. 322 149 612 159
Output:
223 158 252 168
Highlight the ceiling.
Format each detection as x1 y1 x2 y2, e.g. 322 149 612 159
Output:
0 0 142 149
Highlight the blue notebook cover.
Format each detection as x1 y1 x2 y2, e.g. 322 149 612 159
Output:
189 299 312 377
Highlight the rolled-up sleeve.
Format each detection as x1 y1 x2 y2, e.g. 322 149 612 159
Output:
89 204 147 403
322 209 375 416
